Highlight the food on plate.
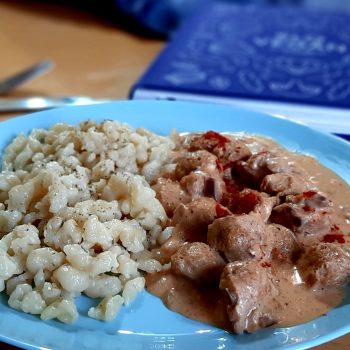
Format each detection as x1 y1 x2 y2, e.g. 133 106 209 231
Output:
1 121 350 333
0 120 174 323
147 131 350 333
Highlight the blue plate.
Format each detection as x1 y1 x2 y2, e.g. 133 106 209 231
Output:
0 100 350 350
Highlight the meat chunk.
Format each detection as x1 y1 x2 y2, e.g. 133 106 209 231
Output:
207 213 264 261
234 151 292 187
174 150 219 179
222 187 278 222
159 230 184 263
222 188 260 216
185 131 232 152
220 260 280 333
172 197 218 232
179 172 206 199
212 139 251 167
173 149 225 202
183 131 251 166
180 172 225 202
253 194 279 223
171 242 226 284
297 243 350 288
263 224 300 262
261 173 314 196
271 191 333 238
153 178 191 216
161 197 219 259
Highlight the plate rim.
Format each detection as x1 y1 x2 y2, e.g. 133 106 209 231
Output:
0 99 350 350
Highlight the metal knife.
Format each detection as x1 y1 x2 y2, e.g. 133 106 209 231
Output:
0 96 110 113
0 60 54 95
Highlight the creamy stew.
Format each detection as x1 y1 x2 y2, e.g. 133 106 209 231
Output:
147 131 350 334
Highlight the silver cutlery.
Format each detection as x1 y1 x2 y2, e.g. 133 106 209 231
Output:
0 60 54 95
0 96 110 113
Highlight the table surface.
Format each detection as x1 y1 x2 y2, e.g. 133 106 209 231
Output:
0 1 349 350
0 0 162 122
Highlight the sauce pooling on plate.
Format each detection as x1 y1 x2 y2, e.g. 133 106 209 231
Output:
147 131 350 334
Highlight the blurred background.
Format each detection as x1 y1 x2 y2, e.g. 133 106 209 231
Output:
0 0 349 108
13 0 349 38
